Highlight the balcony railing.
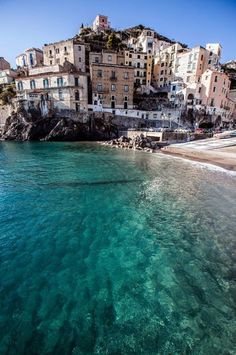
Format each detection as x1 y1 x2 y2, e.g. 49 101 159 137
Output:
110 76 117 81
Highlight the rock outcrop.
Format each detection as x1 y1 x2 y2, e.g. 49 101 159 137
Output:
101 134 161 152
0 110 119 141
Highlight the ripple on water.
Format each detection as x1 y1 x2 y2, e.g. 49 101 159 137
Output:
0 142 236 354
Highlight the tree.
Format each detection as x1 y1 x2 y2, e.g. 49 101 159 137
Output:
106 33 121 50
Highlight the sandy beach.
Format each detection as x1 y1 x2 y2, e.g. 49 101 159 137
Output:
162 137 236 171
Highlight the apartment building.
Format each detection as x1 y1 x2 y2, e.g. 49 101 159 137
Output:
16 48 43 68
43 39 86 72
15 64 88 114
124 50 152 87
153 43 184 87
90 51 134 110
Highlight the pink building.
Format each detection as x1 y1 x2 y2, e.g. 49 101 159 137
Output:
92 15 110 32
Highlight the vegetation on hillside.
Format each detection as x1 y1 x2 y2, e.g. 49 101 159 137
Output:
0 84 16 106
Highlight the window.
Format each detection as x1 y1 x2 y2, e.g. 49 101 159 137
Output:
49 50 52 55
56 48 60 54
137 62 140 68
58 90 63 100
213 86 216 92
198 87 202 93
50 60 53 65
209 51 213 56
78 46 81 51
137 55 140 59
108 55 112 62
201 55 204 61
124 96 128 101
111 71 116 79
29 53 34 66
30 80 36 89
172 85 176 91
17 81 23 91
57 77 63 87
97 70 102 78
75 77 79 86
136 71 140 77
124 85 129 92
129 54 132 58
124 72 129 79
161 63 164 67
111 84 116 91
124 101 128 109
161 70 164 75
215 76 218 82
75 103 80 112
129 62 132 66
97 84 103 92
56 59 60 64
43 78 49 88
75 90 80 101
64 46 67 52
210 98 214 106
95 57 99 63
208 60 212 65
79 57 81 62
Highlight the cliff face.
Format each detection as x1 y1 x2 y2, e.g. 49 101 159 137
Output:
1 110 145 142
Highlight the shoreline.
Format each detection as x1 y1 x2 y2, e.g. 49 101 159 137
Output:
161 146 236 171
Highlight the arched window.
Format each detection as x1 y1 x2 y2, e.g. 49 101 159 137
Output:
43 78 49 89
17 81 23 91
75 90 80 101
30 80 36 90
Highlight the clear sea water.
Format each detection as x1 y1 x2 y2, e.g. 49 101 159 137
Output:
0 142 236 355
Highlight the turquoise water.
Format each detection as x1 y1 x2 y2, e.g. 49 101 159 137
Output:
0 142 236 355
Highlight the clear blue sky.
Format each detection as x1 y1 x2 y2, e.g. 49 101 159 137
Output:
0 0 235 67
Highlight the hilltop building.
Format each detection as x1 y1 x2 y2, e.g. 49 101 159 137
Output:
92 15 110 32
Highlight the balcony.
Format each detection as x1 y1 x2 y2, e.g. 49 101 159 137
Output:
110 76 117 81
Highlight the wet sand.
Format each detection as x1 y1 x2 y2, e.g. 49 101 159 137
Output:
162 139 236 171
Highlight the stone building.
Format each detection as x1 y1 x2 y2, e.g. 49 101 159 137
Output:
15 63 88 115
16 48 43 68
43 39 86 72
90 53 134 110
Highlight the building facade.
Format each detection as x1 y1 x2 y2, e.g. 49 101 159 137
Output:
43 39 86 72
15 65 88 115
92 15 110 32
0 57 11 71
90 63 134 110
16 48 43 68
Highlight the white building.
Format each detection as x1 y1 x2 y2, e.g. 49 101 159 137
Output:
0 69 17 85
16 48 43 68
15 64 88 115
